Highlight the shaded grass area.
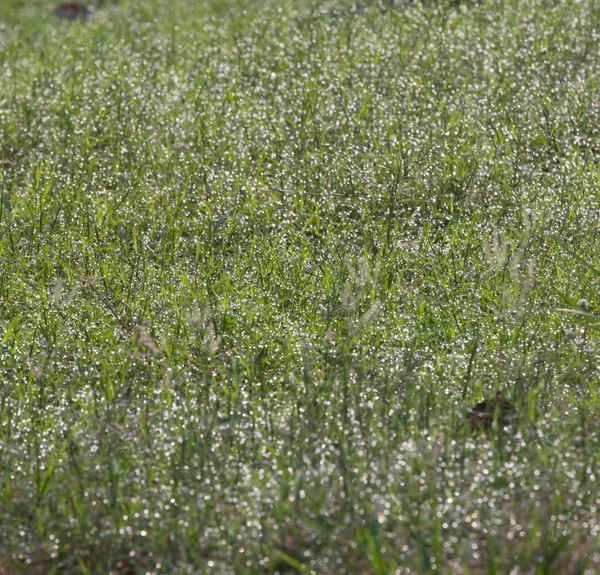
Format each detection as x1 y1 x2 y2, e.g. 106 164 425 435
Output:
1 0 600 572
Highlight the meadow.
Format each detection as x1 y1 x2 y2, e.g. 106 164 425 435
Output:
1 0 600 572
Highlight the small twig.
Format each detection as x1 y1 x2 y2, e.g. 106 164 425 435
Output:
72 267 133 335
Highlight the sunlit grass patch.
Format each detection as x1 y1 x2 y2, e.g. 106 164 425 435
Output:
1 0 600 572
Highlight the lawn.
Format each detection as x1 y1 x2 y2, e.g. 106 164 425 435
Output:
1 0 600 573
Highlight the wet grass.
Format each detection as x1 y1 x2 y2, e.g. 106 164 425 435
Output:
1 0 600 572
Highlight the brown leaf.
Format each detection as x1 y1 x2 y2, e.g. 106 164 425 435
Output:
53 2 94 19
467 391 515 431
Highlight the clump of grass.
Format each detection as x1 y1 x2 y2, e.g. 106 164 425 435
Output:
1 0 600 572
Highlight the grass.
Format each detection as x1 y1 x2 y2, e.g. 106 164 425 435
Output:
1 0 600 572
